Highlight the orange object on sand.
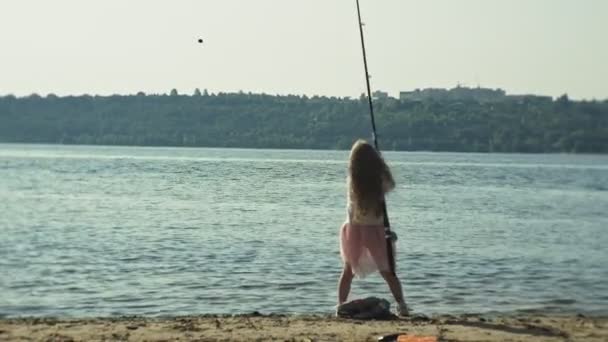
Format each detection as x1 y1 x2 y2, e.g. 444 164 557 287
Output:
397 336 438 342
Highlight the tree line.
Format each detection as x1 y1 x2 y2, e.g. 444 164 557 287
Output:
0 91 607 153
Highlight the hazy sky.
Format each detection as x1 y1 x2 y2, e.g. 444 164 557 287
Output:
1 0 606 99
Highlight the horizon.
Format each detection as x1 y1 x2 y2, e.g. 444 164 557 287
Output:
3 84 606 101
1 0 607 100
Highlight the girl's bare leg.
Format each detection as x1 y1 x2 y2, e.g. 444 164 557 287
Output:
380 271 409 314
338 263 354 305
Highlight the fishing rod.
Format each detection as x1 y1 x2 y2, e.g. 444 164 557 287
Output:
355 0 396 275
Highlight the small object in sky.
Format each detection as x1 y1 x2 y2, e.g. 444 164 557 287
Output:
198 38 204 44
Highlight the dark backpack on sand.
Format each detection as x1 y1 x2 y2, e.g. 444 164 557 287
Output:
336 297 392 320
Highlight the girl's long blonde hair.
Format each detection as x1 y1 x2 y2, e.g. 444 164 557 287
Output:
348 139 394 217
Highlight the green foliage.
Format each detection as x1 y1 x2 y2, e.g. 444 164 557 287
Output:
0 92 606 153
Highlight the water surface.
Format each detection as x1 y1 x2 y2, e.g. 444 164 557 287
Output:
1 144 607 317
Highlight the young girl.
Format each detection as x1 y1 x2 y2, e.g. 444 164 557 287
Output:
338 139 409 316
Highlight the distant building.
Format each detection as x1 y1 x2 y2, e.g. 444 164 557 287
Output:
372 90 389 100
400 88 449 101
400 86 506 102
450 86 506 102
507 94 553 104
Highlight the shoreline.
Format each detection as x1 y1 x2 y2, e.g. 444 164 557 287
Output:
1 313 606 341
2 142 607 156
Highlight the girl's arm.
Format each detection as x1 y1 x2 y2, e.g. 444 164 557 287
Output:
381 163 395 193
382 175 395 193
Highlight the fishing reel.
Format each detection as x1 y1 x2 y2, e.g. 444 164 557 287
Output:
385 229 398 242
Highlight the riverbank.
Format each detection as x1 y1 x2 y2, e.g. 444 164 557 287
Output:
1 313 606 341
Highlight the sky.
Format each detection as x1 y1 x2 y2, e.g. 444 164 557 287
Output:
1 0 606 100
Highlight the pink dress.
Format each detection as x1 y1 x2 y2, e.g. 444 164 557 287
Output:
340 178 395 278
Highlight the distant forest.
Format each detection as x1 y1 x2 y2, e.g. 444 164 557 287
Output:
1 90 607 153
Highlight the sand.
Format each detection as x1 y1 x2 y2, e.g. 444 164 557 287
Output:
1 313 606 341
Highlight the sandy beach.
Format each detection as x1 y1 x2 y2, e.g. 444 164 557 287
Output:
1 313 606 341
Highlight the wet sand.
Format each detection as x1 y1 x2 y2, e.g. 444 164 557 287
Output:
1 313 606 341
